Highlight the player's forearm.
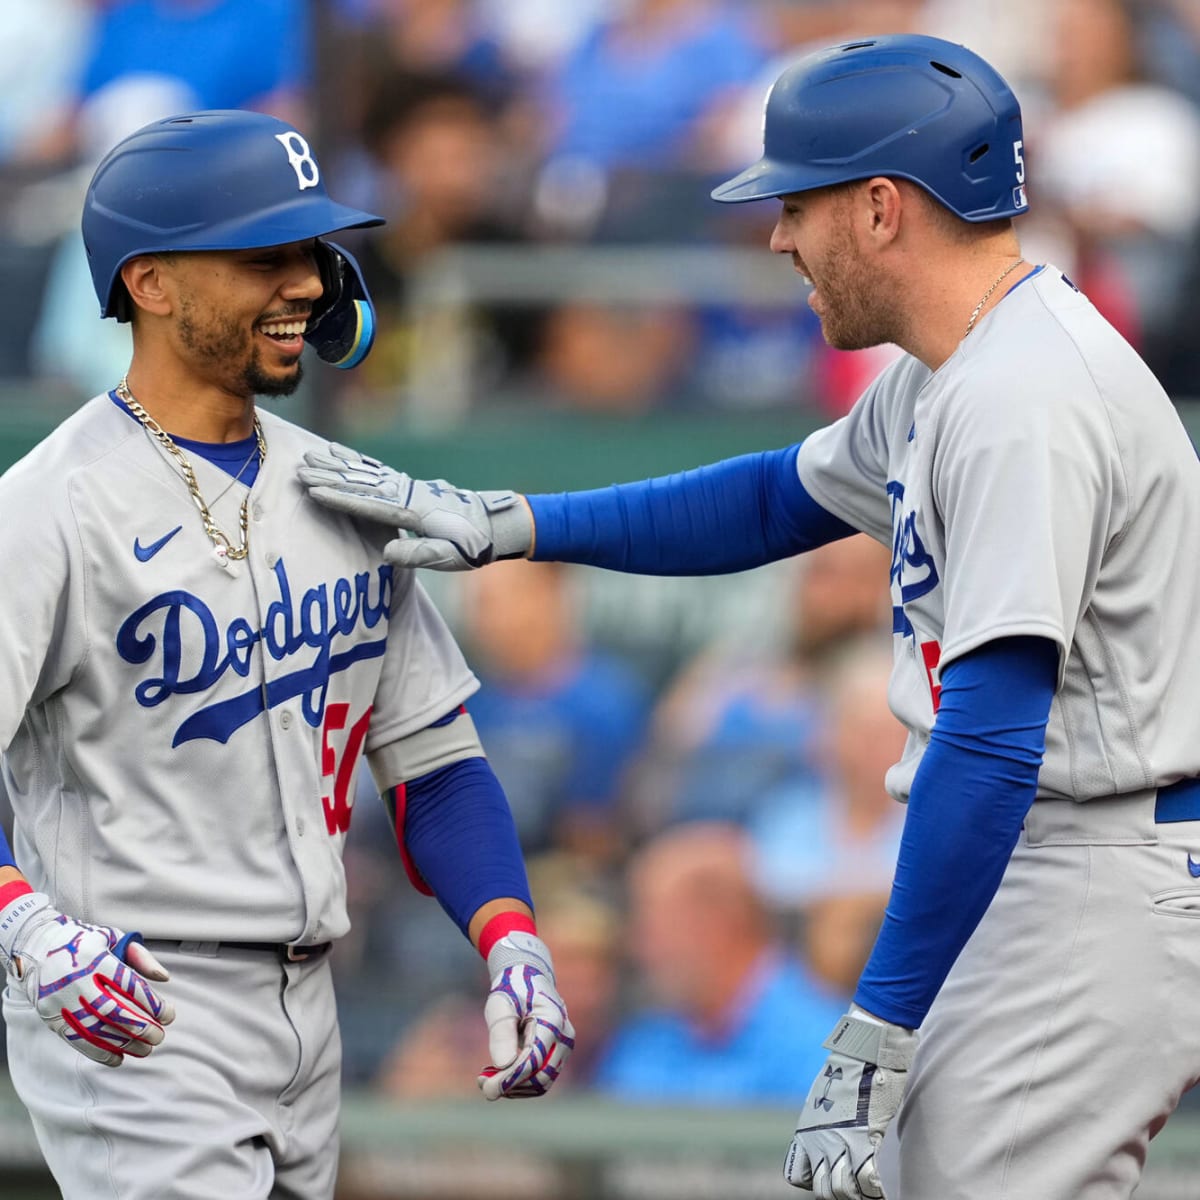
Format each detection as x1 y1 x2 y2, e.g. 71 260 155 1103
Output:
854 636 1058 1028
387 756 533 939
525 443 856 575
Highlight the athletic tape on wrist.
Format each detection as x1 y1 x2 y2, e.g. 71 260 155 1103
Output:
477 911 537 960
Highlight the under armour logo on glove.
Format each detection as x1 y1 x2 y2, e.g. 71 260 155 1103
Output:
785 1008 918 1199
478 932 574 1099
0 893 175 1068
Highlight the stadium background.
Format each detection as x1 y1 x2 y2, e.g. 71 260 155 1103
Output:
2 1 1200 1196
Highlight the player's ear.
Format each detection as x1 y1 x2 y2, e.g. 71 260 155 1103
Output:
119 255 174 319
863 177 902 244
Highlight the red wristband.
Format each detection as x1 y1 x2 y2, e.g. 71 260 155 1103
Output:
478 911 537 960
0 881 35 911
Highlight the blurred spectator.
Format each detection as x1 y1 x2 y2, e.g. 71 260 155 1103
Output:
1033 0 1200 347
523 300 697 414
591 822 845 1104
76 0 310 130
628 534 892 835
801 887 890 997
748 638 906 907
458 559 653 863
532 0 770 237
0 0 95 167
348 70 537 411
376 851 621 1098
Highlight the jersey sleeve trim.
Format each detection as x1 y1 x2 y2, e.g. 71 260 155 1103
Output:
367 707 484 790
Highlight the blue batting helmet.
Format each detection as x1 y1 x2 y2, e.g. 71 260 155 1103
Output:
83 109 385 319
712 35 1028 222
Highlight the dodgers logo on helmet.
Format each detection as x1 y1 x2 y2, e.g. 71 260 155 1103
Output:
82 109 384 319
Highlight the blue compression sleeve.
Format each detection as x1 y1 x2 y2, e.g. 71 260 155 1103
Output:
527 444 858 574
0 823 15 869
393 756 532 936
854 635 1059 1029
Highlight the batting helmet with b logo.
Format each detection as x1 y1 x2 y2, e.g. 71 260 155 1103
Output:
712 34 1028 222
82 109 384 319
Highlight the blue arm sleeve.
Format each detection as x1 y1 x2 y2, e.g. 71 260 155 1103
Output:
0 823 15 870
854 635 1059 1028
526 444 858 574
394 756 532 937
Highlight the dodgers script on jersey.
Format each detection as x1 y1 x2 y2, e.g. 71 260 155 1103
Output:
796 266 1200 803
0 396 479 945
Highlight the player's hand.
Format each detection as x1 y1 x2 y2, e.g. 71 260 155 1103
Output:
0 892 175 1068
299 443 533 570
477 931 574 1099
785 1008 917 1198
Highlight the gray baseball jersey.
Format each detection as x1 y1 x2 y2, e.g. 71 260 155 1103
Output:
796 265 1200 802
797 265 1200 1199
0 394 480 945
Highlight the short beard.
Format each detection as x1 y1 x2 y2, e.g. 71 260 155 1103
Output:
816 208 906 351
178 294 304 398
244 356 303 397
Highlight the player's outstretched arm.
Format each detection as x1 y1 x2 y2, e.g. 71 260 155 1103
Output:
299 441 857 575
0 880 175 1068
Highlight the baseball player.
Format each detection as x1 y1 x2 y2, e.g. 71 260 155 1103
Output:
0 110 572 1200
299 35 1200 1200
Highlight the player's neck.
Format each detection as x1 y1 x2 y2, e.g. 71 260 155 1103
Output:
120 363 257 443
902 244 1026 371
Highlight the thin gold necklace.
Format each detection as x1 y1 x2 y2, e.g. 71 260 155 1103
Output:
963 259 1025 339
116 375 266 562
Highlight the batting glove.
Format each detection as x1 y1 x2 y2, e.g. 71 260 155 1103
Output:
785 1007 917 1199
477 931 574 1100
0 892 175 1068
299 444 532 570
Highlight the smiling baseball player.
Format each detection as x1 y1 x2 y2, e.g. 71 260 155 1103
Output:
300 35 1200 1200
0 110 571 1200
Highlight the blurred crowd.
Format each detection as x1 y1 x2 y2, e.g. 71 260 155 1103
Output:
2 0 1200 1108
1 0 1199 417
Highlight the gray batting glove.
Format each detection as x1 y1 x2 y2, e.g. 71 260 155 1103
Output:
477 931 575 1100
0 891 175 1068
299 443 532 570
785 1007 917 1198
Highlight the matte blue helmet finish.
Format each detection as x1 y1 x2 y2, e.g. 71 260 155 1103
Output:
83 110 385 318
712 35 1028 221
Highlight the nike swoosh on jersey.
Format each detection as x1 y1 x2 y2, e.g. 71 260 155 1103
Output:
1188 855 1200 879
134 525 183 562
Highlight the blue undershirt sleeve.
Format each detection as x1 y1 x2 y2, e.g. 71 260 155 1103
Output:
526 444 858 574
396 756 532 937
853 635 1059 1029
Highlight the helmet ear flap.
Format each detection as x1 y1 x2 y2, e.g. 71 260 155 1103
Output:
304 241 376 369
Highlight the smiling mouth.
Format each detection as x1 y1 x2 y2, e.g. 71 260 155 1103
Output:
257 318 308 355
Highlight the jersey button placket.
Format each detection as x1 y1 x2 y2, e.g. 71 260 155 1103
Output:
279 710 293 731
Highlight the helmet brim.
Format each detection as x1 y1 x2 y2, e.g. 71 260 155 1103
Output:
711 156 836 204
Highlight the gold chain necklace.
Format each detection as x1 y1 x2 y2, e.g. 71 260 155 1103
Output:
116 375 266 562
963 259 1025 339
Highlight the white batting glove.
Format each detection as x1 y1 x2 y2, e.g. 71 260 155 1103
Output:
0 892 175 1068
299 443 532 570
785 1008 917 1198
477 931 574 1100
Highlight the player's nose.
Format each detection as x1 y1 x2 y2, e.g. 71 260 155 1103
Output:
769 219 795 255
280 247 324 303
